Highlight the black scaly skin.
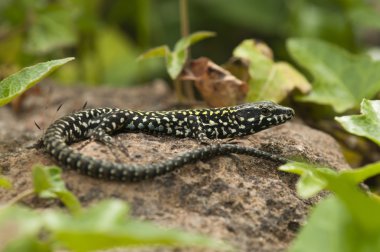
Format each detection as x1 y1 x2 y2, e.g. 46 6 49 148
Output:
42 101 295 182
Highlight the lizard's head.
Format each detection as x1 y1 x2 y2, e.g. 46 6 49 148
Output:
234 101 295 134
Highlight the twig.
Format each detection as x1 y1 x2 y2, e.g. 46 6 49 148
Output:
5 188 35 207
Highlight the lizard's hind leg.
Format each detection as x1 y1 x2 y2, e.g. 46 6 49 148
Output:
114 135 130 158
76 139 92 151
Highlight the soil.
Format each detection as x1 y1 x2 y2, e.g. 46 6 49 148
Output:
0 81 349 252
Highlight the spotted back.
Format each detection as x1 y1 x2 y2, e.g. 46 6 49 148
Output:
54 102 294 142
158 101 295 139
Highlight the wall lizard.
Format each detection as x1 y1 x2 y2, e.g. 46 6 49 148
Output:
41 101 295 182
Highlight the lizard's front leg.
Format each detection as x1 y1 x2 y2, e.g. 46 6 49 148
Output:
89 110 133 143
89 111 131 159
186 115 209 144
186 115 223 145
90 117 116 145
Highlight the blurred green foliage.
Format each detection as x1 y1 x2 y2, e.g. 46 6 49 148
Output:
0 0 161 86
280 159 380 252
32 164 82 214
0 165 231 251
139 31 216 79
279 100 380 251
0 0 379 86
288 38 380 113
336 99 380 145
233 39 311 102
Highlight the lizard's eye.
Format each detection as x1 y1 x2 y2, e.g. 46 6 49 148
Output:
261 108 272 116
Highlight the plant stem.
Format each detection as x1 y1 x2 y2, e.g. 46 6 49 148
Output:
174 77 184 102
178 0 190 102
137 0 150 48
180 0 190 59
6 188 35 207
179 0 189 38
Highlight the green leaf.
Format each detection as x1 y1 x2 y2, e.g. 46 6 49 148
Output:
279 162 328 198
279 162 380 191
280 162 380 232
32 165 81 214
137 45 170 60
287 38 380 113
166 49 187 80
0 201 230 252
283 161 380 251
0 176 11 189
0 205 47 252
173 31 216 52
168 31 215 79
233 39 311 102
296 171 327 199
139 31 215 80
335 99 380 145
44 200 230 252
0 57 74 106
340 161 380 184
289 196 380 252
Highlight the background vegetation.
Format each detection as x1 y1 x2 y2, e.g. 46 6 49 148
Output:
2 0 380 85
1 0 380 251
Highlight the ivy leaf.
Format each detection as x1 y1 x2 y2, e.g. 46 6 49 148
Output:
279 162 328 198
340 161 380 184
233 39 311 102
45 200 230 252
289 196 380 252
137 45 170 60
335 99 380 146
0 201 230 252
0 57 74 106
287 38 380 113
32 165 82 214
0 205 47 252
280 161 380 232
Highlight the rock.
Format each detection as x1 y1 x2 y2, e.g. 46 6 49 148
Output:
0 83 349 252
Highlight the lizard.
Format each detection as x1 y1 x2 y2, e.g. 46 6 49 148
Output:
41 101 295 182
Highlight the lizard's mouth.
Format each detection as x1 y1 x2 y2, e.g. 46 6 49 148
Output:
269 107 295 125
286 108 295 119
275 105 295 122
